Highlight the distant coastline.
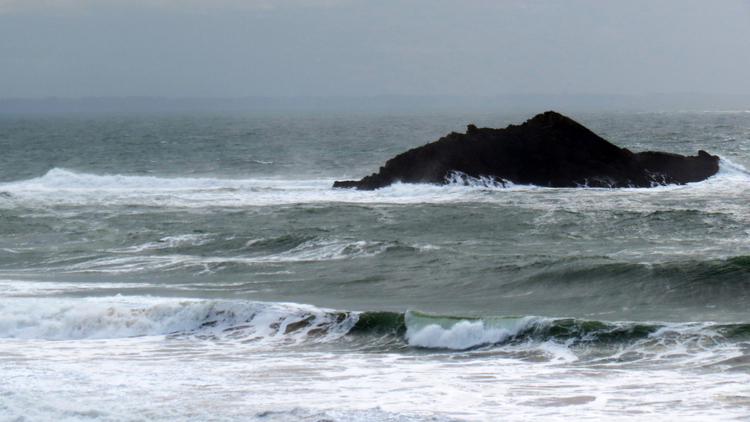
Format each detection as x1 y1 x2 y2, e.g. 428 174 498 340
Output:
2 93 750 114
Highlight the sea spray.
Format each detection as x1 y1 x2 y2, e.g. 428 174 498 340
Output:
0 297 357 342
404 311 540 349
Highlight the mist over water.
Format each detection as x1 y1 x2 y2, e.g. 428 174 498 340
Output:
2 110 750 421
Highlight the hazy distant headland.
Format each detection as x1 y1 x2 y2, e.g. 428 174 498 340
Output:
2 94 750 115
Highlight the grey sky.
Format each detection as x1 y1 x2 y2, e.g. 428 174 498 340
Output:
1 0 749 98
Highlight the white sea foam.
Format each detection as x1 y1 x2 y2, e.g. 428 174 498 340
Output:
268 238 385 262
2 303 748 422
402 311 750 368
0 164 748 214
4 168 305 191
406 319 516 350
0 297 748 421
716 156 750 180
0 297 355 342
444 170 514 188
0 167 527 208
0 279 150 296
404 311 541 350
55 238 386 274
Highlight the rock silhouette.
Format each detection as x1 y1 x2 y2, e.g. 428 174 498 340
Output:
333 111 720 190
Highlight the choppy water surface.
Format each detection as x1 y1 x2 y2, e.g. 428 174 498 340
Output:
1 110 750 421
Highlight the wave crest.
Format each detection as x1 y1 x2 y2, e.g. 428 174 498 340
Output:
405 311 539 349
0 297 356 342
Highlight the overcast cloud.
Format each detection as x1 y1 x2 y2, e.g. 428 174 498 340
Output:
1 0 749 98
0 0 355 14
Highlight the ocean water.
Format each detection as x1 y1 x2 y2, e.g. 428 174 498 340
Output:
1 109 750 421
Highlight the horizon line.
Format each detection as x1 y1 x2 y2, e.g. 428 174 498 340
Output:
3 93 750 101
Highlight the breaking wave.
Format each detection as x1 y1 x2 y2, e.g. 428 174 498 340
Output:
0 297 356 343
444 171 514 188
400 311 750 368
1 296 747 368
0 162 745 209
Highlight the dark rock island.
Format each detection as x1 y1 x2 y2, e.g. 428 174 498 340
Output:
333 111 720 190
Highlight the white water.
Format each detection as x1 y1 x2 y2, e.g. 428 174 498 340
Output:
53 238 388 274
5 338 748 421
3 110 750 422
404 311 542 350
1 163 747 210
2 297 750 421
3 161 750 421
0 296 355 343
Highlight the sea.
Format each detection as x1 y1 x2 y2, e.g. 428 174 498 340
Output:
1 109 750 421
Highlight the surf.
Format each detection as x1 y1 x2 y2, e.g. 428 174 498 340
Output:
3 294 746 370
